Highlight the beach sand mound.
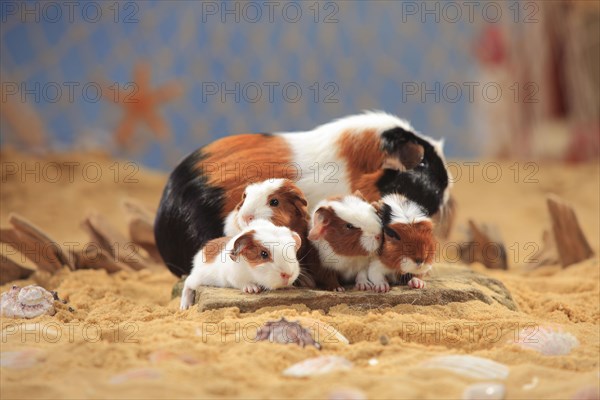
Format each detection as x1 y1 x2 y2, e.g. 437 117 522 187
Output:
1 150 598 399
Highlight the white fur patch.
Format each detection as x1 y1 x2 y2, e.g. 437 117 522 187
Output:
382 193 429 224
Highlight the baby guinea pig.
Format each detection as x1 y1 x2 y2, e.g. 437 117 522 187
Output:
180 220 301 310
224 178 308 237
308 191 382 291
367 193 437 293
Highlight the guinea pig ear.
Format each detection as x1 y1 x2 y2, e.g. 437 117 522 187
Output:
291 232 302 251
371 200 384 217
230 231 254 261
399 141 424 170
307 207 333 240
353 190 366 201
291 193 308 216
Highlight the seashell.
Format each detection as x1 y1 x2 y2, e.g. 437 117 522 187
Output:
513 326 579 356
328 387 367 400
462 383 506 400
0 349 46 369
283 356 353 377
421 355 509 380
109 368 162 384
571 386 600 400
1 285 56 319
522 376 539 391
295 317 350 346
256 318 321 349
148 350 199 365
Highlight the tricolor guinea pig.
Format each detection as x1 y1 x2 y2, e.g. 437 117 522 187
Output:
156 111 450 277
180 220 301 310
308 192 382 291
367 193 437 293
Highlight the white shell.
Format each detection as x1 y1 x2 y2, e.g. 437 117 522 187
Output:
421 355 509 380
513 326 579 356
1 285 56 319
283 356 353 377
462 383 506 400
0 349 46 369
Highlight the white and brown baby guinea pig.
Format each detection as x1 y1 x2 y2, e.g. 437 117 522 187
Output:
367 193 437 292
224 178 308 237
181 220 301 309
308 191 382 291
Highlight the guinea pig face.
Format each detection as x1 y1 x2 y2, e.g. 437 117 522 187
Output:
308 194 382 256
380 220 436 274
235 179 308 233
230 223 301 289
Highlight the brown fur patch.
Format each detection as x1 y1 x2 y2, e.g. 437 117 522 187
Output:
337 129 385 202
199 134 294 216
231 230 273 267
379 220 436 271
311 206 369 257
269 180 310 237
202 236 231 264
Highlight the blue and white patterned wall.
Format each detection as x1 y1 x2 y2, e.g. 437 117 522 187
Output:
1 1 481 169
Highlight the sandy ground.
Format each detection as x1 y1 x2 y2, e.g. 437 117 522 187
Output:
0 150 598 400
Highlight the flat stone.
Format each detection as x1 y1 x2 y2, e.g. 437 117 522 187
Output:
172 265 517 313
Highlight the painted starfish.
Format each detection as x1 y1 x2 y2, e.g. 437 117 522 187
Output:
106 62 183 146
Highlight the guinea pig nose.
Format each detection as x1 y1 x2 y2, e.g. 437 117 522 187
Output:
375 234 381 241
415 258 423 265
243 215 254 224
280 272 291 281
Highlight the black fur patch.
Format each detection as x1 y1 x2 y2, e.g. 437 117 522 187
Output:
377 128 448 216
380 202 392 227
154 149 225 277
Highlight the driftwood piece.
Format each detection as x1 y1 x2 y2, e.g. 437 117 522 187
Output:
122 199 163 263
81 212 150 271
70 246 133 273
529 229 560 268
0 254 35 284
0 214 73 272
459 220 508 270
547 195 594 267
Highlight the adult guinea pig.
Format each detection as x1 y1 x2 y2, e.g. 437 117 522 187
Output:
367 193 437 293
307 191 382 291
155 111 451 277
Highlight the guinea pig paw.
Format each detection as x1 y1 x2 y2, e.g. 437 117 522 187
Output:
242 284 263 294
333 286 346 292
371 282 390 293
355 282 373 291
408 277 426 289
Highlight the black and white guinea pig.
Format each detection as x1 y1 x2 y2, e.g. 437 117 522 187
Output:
307 191 382 291
155 111 450 277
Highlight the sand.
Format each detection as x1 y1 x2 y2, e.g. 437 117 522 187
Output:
0 150 598 399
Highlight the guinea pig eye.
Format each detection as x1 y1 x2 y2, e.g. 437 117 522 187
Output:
417 159 428 168
384 227 400 240
346 223 356 230
260 250 269 259
269 199 279 207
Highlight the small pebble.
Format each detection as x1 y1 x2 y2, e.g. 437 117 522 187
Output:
462 383 505 400
379 335 389 345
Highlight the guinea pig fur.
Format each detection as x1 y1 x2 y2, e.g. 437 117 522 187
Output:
367 193 437 293
224 178 308 237
180 220 301 310
155 111 450 277
308 191 382 291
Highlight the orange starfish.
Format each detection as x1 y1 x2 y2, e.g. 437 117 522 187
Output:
106 62 183 146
